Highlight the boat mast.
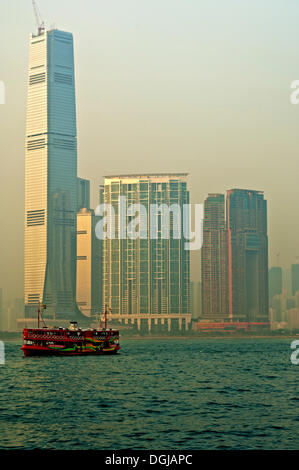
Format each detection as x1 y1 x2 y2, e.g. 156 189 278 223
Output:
38 304 40 329
102 304 112 329
37 303 47 328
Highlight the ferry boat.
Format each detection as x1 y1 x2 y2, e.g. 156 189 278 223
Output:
21 305 120 357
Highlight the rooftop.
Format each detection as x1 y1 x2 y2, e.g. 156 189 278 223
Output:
104 173 188 179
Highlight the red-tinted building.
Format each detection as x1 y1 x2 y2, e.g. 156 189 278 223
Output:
201 189 269 327
201 194 229 321
227 189 269 323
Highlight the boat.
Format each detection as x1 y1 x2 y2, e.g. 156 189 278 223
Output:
21 305 120 357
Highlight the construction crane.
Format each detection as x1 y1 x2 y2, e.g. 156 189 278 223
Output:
32 0 45 35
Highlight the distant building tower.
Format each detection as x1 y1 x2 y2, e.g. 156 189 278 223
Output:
190 282 195 318
283 268 292 297
76 209 101 317
24 29 78 318
201 194 229 321
291 264 299 296
102 174 190 317
0 288 3 330
226 189 269 322
269 267 282 302
11 299 25 332
190 281 202 320
196 281 202 319
77 178 90 210
99 185 104 202
98 185 104 312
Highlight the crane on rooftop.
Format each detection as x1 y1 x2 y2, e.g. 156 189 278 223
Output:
32 0 45 36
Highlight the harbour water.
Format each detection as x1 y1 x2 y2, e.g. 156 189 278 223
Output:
0 338 298 449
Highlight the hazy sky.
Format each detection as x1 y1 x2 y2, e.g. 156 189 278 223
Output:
1 0 299 300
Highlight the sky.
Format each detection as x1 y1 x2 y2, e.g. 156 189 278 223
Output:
1 0 299 300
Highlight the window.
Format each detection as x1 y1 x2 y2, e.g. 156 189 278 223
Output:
27 210 45 227
29 72 45 85
27 138 46 151
54 72 72 85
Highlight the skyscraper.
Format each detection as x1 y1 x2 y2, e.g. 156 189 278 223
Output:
201 194 229 321
226 189 269 322
190 281 202 319
0 288 3 330
283 268 292 297
76 208 101 317
291 264 299 296
102 174 190 318
25 29 78 318
77 178 90 210
269 266 282 301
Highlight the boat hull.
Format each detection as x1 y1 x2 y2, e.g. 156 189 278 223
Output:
21 345 120 357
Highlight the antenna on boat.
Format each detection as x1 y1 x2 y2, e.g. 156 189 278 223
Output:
104 304 108 329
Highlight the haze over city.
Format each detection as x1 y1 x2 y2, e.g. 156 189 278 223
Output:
1 1 299 455
1 0 299 301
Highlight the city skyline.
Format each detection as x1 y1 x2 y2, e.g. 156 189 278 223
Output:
1 2 299 455
1 0 299 302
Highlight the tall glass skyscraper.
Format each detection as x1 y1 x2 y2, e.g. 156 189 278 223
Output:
201 194 229 320
291 264 299 296
102 174 190 316
226 189 269 322
269 266 282 302
0 288 3 330
25 29 78 318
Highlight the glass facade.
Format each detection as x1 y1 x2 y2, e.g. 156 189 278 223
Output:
201 194 229 320
227 189 269 322
102 175 190 316
269 266 282 301
291 264 299 296
76 209 101 317
25 29 78 318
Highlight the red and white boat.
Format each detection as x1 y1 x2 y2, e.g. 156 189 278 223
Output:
21 305 120 357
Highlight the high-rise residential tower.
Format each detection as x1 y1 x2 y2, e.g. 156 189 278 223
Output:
226 189 269 322
0 288 3 330
291 264 299 296
76 208 101 317
102 174 190 318
190 281 202 320
77 177 90 210
201 194 229 321
269 266 282 302
25 29 78 318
